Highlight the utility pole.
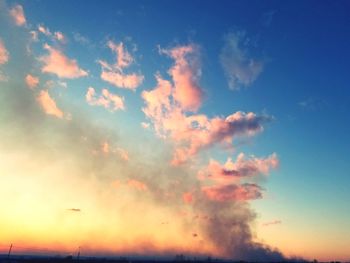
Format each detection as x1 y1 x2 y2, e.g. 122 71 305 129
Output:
7 243 13 258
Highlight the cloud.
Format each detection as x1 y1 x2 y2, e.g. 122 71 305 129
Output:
198 153 278 182
67 208 81 212
38 24 51 36
160 45 203 112
0 39 9 64
220 32 263 90
100 70 144 90
73 32 90 46
183 192 193 204
262 220 282 227
9 4 26 26
40 44 88 78
25 74 39 89
0 71 9 82
86 87 125 111
141 122 150 129
143 45 271 165
54 31 66 43
36 90 64 118
98 40 144 90
127 179 148 191
116 147 129 161
299 97 327 111
202 183 263 202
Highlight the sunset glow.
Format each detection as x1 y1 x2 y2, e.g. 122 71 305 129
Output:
1 1 350 262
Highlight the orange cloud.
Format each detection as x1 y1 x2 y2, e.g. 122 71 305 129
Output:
36 90 64 118
183 192 193 204
98 40 144 90
86 87 125 111
9 4 26 26
116 147 129 161
0 39 9 64
25 74 39 89
202 183 263 202
41 44 88 78
127 179 148 191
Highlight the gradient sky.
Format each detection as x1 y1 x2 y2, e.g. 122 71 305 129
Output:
0 0 350 261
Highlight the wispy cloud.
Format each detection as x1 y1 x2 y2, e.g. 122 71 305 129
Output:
98 40 144 90
40 44 88 78
86 87 125 111
220 31 263 90
9 4 26 26
262 219 282 227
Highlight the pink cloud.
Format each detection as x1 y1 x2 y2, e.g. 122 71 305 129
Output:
107 41 133 70
25 74 39 89
38 25 51 36
36 90 64 118
54 31 66 43
202 183 263 202
40 44 88 78
100 70 143 90
9 5 26 26
86 87 125 111
98 40 144 90
127 179 148 191
142 45 271 165
161 45 203 112
198 153 278 182
0 39 9 65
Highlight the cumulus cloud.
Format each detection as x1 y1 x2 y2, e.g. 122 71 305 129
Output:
143 72 271 165
25 74 39 89
86 87 125 111
160 45 203 112
98 40 144 90
40 44 88 78
143 45 271 165
36 90 64 118
198 153 278 182
220 32 263 90
9 4 26 26
0 39 9 64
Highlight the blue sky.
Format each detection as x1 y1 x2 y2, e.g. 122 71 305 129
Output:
1 0 350 261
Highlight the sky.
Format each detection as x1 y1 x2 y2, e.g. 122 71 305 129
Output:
0 0 350 261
